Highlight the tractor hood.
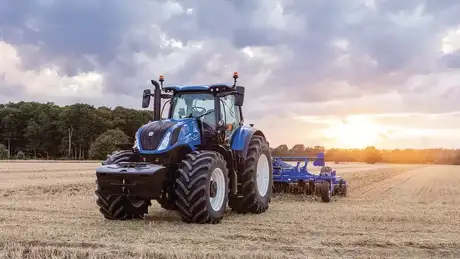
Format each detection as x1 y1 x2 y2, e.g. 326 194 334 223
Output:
134 118 201 154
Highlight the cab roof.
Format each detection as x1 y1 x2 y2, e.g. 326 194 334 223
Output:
163 83 234 92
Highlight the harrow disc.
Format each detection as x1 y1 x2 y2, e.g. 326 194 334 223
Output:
273 181 314 195
336 179 348 196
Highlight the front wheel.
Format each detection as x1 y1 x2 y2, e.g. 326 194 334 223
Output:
95 150 151 220
229 135 273 214
174 150 229 224
95 187 151 220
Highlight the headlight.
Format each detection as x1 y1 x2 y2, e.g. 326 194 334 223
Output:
157 131 171 151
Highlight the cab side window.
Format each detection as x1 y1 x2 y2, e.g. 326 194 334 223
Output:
220 95 240 138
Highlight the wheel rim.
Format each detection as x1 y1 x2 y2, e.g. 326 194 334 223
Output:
256 153 270 197
209 168 225 212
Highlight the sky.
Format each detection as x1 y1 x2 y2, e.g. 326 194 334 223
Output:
1 0 460 150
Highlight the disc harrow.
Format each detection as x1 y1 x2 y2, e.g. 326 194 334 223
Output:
273 180 316 195
271 153 348 202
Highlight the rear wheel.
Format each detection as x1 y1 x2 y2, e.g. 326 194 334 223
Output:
174 150 229 224
229 135 273 214
95 150 151 220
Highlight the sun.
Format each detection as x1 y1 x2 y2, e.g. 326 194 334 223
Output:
323 116 381 149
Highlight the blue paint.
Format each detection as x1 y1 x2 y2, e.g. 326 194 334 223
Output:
230 125 255 151
272 154 348 193
230 125 265 158
135 118 201 155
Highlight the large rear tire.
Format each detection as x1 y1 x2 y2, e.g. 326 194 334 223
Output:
95 150 151 220
229 135 273 214
174 150 229 224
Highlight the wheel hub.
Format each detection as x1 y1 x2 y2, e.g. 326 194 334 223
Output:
256 153 270 197
210 181 217 198
209 167 226 212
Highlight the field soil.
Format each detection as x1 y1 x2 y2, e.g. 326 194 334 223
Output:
1 161 459 258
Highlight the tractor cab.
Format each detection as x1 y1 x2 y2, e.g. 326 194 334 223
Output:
141 73 245 147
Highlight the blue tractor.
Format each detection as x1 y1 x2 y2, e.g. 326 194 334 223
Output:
94 73 273 224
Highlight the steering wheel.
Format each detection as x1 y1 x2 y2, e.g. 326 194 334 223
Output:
191 106 206 115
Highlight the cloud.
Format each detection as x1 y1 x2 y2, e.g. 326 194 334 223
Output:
1 0 460 148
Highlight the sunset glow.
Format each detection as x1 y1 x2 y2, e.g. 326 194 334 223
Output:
323 116 382 149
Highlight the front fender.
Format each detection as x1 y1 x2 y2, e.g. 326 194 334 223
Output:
230 125 266 159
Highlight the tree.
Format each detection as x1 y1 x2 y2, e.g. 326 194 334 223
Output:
362 146 382 164
272 144 289 156
452 150 460 165
16 150 25 160
89 129 131 160
289 144 305 156
0 144 8 160
1 110 17 158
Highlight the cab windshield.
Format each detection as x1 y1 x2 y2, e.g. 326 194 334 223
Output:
170 93 216 127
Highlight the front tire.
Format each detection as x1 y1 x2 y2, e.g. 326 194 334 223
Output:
229 135 273 214
102 150 135 165
174 150 229 224
95 187 151 220
95 150 151 220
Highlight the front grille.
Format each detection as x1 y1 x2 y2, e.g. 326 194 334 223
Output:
139 121 176 150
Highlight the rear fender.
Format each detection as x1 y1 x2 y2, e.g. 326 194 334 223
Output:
230 125 266 159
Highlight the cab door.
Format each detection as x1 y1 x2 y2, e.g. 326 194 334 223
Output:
219 94 241 142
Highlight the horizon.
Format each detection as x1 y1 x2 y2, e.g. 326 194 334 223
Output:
1 100 459 151
2 1 460 150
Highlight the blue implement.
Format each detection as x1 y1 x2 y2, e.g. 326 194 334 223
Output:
271 153 348 202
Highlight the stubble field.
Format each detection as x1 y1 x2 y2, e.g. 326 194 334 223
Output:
0 161 459 259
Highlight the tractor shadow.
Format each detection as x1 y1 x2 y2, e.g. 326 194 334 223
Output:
143 210 182 223
142 205 253 224
272 192 346 203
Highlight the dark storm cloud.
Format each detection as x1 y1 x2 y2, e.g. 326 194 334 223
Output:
0 0 169 76
1 1 125 70
2 0 460 114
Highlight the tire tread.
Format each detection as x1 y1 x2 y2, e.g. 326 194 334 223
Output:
174 150 229 224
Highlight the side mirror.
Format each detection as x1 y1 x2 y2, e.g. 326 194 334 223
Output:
235 86 245 106
142 89 151 108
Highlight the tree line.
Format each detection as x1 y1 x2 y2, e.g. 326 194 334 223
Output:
271 145 460 165
0 101 152 160
1 101 459 164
